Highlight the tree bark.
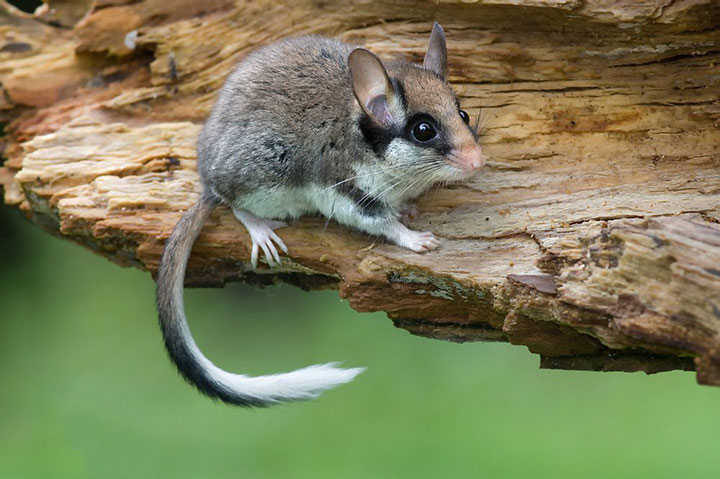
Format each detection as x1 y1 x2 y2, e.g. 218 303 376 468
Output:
2 0 719 385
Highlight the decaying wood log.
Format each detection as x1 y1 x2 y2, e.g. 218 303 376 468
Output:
2 0 719 385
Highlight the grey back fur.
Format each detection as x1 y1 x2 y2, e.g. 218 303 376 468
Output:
198 36 361 201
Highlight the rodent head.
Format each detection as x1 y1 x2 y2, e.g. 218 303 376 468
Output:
349 23 486 200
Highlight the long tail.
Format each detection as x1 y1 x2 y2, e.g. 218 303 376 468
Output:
156 191 364 407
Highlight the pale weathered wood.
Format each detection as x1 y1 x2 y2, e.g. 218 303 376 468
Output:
1 0 719 385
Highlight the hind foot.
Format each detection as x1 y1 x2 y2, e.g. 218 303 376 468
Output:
232 208 288 268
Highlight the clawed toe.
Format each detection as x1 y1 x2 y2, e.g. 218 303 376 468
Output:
249 232 286 268
411 232 441 252
269 230 288 254
392 223 441 253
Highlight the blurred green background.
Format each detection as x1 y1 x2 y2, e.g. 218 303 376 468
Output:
1 203 719 479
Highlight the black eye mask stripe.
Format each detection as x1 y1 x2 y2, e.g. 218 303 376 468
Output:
357 77 452 157
359 113 401 156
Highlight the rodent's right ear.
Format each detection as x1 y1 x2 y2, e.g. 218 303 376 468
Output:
348 48 397 127
424 22 448 78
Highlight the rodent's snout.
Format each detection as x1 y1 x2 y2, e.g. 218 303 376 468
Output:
451 143 487 172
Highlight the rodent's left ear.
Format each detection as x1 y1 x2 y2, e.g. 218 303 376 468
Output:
349 48 398 127
424 22 448 78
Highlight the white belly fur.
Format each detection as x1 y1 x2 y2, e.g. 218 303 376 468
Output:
234 183 394 230
234 185 317 220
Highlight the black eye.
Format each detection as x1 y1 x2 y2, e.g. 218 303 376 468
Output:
459 110 470 124
411 121 437 143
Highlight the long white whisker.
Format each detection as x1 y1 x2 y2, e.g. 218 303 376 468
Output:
358 177 404 206
379 160 444 204
416 164 450 200
391 162 442 204
326 158 449 213
324 164 406 191
355 161 438 206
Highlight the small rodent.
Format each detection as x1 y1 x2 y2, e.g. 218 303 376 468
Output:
157 23 486 407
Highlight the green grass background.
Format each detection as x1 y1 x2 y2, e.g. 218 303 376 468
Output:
1 205 718 479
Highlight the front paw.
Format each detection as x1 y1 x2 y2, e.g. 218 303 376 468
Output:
396 228 441 252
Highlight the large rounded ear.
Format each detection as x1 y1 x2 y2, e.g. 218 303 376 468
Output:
423 22 448 78
348 48 397 127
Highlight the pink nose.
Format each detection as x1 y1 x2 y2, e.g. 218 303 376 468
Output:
452 144 487 171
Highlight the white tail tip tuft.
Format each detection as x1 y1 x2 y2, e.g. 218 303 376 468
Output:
208 362 366 405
